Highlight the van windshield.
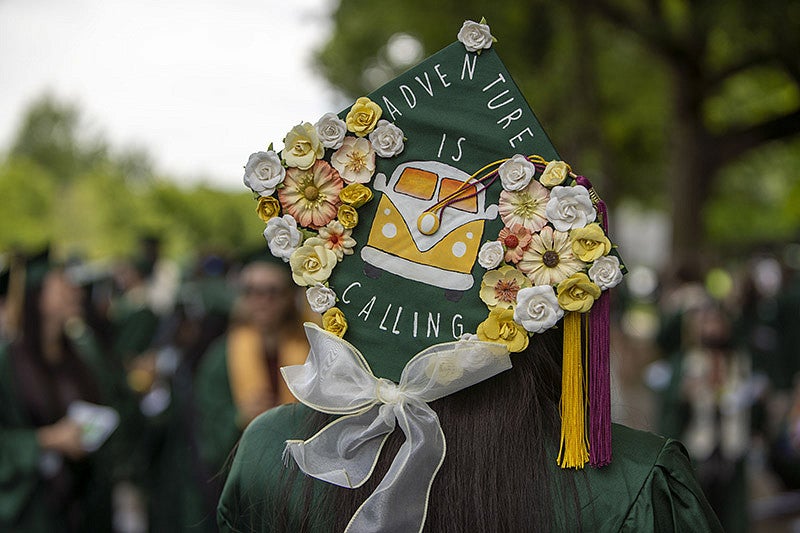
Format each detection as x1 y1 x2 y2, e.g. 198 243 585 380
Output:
439 178 477 213
394 167 437 200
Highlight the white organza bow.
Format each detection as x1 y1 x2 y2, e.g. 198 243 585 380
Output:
282 323 512 533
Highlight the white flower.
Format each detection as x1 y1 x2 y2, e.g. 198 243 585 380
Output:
498 154 536 191
306 283 337 313
588 255 624 290
514 286 564 334
263 214 302 262
369 120 405 158
315 112 347 150
545 185 596 231
457 20 494 52
243 151 285 197
478 240 504 269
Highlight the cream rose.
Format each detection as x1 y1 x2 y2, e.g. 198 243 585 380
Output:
243 151 285 197
539 160 570 187
545 185 596 231
263 214 302 262
498 154 536 192
478 240 505 269
369 120 405 157
289 238 339 286
457 20 495 52
588 255 624 290
306 283 337 314
283 122 324 170
514 286 564 334
315 112 347 150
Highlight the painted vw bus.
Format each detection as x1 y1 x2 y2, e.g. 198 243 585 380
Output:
361 161 499 292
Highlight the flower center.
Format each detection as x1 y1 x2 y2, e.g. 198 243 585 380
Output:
304 185 319 200
347 151 367 173
494 279 520 303
503 234 519 249
512 193 544 219
499 321 518 340
542 250 560 268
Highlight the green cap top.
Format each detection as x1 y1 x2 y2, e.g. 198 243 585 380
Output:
244 22 623 382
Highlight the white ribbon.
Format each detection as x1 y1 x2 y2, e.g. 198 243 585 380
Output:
282 323 512 533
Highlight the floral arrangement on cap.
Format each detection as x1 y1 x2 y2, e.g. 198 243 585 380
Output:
242 97 404 336
473 154 624 353
243 19 623 353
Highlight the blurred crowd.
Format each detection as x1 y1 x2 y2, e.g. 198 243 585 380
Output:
0 238 313 532
2 238 800 532
641 247 800 532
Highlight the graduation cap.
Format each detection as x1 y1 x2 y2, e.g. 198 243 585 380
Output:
243 19 624 532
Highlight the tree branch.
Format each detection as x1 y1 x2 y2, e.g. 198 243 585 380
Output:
590 0 694 69
705 52 781 90
713 108 800 164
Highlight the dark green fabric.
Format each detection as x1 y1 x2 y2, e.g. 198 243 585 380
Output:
0 328 125 531
145 364 218 532
194 335 242 477
218 404 722 532
328 42 560 383
110 297 159 364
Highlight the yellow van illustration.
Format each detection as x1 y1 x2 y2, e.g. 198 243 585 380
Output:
361 161 499 292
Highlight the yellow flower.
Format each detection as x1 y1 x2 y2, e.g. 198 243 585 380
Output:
539 160 570 187
284 122 324 170
255 196 281 222
570 223 611 262
477 307 529 353
479 265 531 309
322 307 348 338
340 183 374 207
556 273 601 313
338 204 359 229
289 239 339 286
346 97 382 137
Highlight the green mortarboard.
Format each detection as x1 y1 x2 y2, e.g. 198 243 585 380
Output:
242 19 626 530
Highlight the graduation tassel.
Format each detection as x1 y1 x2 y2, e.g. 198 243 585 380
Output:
558 311 589 469
588 290 611 467
575 175 613 468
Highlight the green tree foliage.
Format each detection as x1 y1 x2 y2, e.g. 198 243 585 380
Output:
0 96 263 263
315 0 800 269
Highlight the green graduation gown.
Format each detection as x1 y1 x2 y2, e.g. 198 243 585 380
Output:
218 404 723 532
0 326 128 531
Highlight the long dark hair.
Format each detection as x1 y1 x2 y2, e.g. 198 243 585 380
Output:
277 326 588 532
11 272 101 426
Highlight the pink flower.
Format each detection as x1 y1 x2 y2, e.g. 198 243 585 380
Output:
317 220 356 261
497 224 532 264
331 136 376 184
279 160 344 229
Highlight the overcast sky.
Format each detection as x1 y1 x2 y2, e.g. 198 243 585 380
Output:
0 0 343 189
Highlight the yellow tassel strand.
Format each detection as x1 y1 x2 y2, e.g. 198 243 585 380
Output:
558 311 589 469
